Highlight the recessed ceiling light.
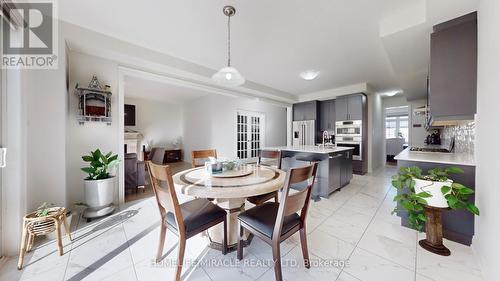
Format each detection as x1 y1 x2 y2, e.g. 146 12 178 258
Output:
300 70 320 81
385 90 401 97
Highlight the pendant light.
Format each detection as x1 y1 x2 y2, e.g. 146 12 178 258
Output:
212 5 245 87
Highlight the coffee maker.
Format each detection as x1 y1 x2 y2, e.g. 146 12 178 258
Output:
425 130 441 145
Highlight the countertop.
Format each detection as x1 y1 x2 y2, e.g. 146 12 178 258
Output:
262 145 354 154
395 148 475 166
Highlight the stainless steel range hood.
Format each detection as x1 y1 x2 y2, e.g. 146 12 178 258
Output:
429 115 475 127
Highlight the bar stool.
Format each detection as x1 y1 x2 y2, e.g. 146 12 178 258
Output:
18 207 72 269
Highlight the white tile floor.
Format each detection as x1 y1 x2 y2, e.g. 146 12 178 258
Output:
0 166 484 281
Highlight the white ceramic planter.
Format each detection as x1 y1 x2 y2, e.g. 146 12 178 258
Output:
414 178 453 208
84 177 116 208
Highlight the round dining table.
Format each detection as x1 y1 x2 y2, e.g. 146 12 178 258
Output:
173 164 286 251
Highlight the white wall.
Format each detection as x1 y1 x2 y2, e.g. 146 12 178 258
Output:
183 95 287 162
66 51 120 206
124 97 183 149
474 1 500 280
2 68 28 256
369 93 385 172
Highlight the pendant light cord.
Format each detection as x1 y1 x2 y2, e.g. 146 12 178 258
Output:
227 14 231 67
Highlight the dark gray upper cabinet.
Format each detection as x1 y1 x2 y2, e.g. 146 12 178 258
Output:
430 12 477 118
319 101 329 131
335 96 348 121
293 101 318 121
328 100 336 129
335 94 364 121
319 99 336 131
347 95 364 120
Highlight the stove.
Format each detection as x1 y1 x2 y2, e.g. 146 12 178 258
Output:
409 147 451 153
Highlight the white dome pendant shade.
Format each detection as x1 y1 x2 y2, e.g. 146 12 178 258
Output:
212 6 245 87
212 66 245 87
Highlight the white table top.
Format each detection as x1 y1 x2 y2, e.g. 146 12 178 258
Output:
263 145 354 154
395 148 475 166
173 165 286 199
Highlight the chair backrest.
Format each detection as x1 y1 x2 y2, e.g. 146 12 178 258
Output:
150 147 165 164
273 162 318 239
191 149 217 168
257 150 282 169
146 161 185 232
386 138 405 156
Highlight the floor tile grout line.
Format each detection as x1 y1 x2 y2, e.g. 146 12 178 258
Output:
62 211 84 281
63 208 142 281
341 178 396 278
201 266 215 281
346 172 422 279
121 221 139 281
245 176 373 280
328 180 370 281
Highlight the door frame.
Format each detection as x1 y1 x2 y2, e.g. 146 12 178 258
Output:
235 110 265 160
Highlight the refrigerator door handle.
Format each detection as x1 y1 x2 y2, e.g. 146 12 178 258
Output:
301 123 305 145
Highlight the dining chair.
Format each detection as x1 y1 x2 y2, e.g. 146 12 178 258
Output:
246 150 282 205
150 147 166 164
147 161 227 281
237 162 319 281
191 149 217 168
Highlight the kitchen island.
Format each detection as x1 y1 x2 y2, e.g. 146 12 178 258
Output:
395 148 476 245
263 145 354 199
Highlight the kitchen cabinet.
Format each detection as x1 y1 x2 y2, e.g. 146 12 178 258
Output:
335 94 365 121
340 150 353 187
293 101 318 121
335 96 348 121
347 95 364 120
278 147 354 199
319 99 335 131
429 12 477 119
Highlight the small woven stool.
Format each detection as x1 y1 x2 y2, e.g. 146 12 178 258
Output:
17 207 72 269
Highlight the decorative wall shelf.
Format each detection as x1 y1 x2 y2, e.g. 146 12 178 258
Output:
75 76 112 125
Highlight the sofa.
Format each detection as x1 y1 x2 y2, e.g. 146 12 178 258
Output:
125 153 145 193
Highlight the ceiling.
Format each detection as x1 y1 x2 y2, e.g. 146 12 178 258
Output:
59 0 478 100
124 75 211 103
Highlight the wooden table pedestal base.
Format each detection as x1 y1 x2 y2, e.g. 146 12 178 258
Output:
419 206 451 256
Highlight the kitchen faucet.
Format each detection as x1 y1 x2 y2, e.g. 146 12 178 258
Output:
322 131 330 146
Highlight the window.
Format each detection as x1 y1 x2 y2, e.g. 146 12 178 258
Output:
237 111 264 159
385 115 409 142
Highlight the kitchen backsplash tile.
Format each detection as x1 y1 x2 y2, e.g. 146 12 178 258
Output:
441 121 475 154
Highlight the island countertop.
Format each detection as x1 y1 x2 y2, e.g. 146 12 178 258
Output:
395 148 475 166
262 145 354 154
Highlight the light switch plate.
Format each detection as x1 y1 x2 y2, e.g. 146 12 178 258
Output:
0 148 6 168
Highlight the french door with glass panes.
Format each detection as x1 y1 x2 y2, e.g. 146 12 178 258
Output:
236 111 265 160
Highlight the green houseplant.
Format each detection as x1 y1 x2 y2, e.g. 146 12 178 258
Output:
81 149 119 220
81 149 119 180
392 166 479 231
35 202 55 217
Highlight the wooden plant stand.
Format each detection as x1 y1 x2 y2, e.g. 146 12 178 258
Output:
418 206 451 256
17 207 72 269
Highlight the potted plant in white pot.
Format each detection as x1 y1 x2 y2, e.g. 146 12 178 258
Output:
81 149 119 221
392 166 479 256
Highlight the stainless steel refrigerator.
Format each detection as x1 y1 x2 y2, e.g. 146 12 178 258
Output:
292 120 315 146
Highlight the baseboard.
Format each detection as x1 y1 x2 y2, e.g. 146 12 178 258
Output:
0 256 7 269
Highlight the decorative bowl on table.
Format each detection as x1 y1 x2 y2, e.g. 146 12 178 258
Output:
211 164 254 178
205 161 223 174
